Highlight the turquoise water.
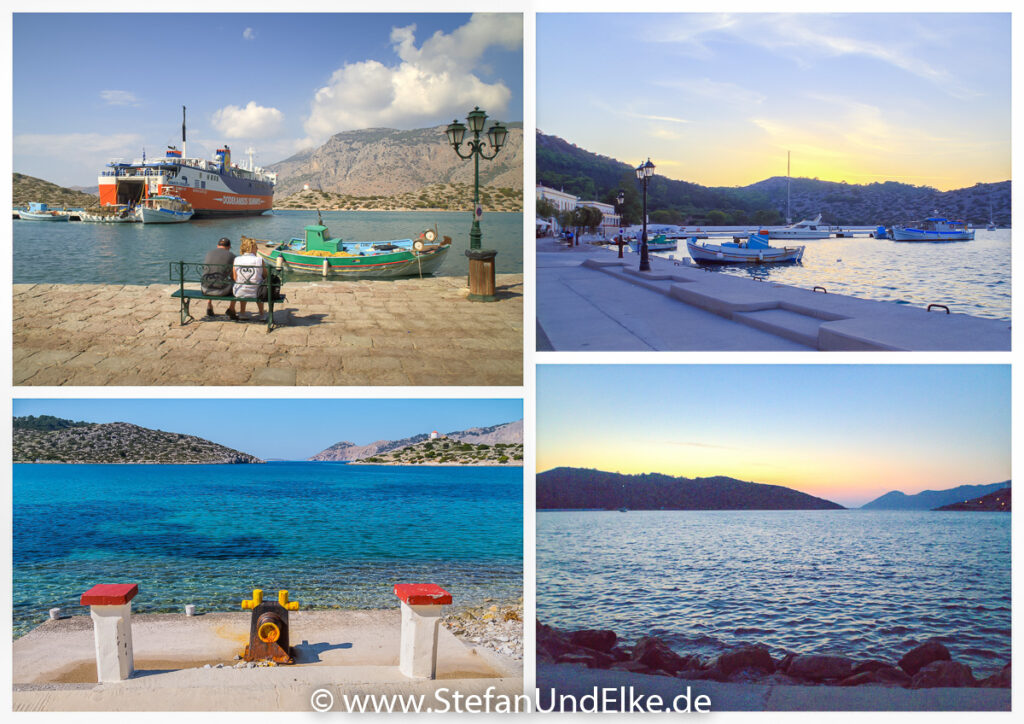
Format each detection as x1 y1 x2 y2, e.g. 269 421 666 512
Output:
538 510 1010 677
652 229 1011 321
13 209 523 284
13 462 523 637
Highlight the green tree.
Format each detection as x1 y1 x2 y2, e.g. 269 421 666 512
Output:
706 209 728 226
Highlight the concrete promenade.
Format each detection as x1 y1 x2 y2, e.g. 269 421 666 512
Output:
538 664 1010 712
537 239 1010 351
13 275 523 386
14 610 522 711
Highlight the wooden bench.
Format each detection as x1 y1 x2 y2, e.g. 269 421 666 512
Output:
169 261 286 332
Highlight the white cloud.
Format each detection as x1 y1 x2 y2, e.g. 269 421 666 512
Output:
303 13 522 141
656 78 765 106
243 27 255 41
100 90 138 106
211 101 285 139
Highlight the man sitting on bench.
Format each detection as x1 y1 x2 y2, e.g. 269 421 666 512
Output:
202 237 238 320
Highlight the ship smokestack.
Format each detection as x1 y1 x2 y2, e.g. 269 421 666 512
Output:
182 105 187 160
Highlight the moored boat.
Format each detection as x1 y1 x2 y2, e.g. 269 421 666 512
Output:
687 233 804 264
254 222 452 279
645 234 677 251
891 217 974 242
19 202 70 221
763 214 831 239
134 194 193 223
80 205 137 223
97 107 275 218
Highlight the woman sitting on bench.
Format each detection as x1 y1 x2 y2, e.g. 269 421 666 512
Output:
233 237 267 320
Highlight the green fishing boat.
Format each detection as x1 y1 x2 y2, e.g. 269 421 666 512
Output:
253 221 451 279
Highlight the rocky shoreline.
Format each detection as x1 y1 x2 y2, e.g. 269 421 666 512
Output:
444 598 523 660
539 622 1010 690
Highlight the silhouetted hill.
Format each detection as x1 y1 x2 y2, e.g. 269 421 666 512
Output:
935 487 1011 512
537 467 843 510
862 481 1011 510
536 131 1011 226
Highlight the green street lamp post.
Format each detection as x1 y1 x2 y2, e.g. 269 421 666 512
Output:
636 158 655 272
446 107 508 302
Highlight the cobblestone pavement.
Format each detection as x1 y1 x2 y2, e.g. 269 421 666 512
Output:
13 276 523 386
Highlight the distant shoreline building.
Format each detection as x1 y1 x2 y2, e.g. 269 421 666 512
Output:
536 184 621 238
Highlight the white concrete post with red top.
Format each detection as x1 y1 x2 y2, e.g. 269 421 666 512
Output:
80 583 139 682
394 583 452 679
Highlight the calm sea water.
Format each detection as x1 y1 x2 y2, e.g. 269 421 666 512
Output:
12 209 523 284
537 510 1010 676
650 229 1011 321
13 462 522 637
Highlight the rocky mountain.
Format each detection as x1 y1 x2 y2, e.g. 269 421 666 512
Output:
537 467 844 510
537 131 1011 227
13 417 263 464
13 173 101 208
861 481 1011 510
269 123 524 198
352 435 523 466
309 419 523 461
275 182 521 212
934 487 1011 512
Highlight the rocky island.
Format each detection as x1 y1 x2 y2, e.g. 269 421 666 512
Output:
13 416 263 464
537 467 844 510
352 435 523 466
934 487 1011 512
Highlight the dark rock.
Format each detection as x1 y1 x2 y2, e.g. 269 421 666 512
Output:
898 640 951 676
556 650 615 669
537 623 576 661
716 646 775 676
609 660 651 674
569 629 617 653
777 652 797 673
852 660 893 676
630 636 690 675
788 654 855 681
978 662 1011 689
727 667 773 683
909 660 975 689
678 667 729 682
763 672 802 686
608 646 631 662
839 666 910 687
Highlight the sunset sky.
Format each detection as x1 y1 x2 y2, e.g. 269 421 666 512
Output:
538 13 1009 191
537 365 1009 508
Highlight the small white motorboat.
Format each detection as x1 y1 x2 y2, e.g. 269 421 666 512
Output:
763 214 832 239
135 194 193 224
19 202 70 221
687 233 804 264
891 217 974 242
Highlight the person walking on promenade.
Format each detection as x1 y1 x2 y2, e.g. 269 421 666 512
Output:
232 237 266 320
201 237 237 319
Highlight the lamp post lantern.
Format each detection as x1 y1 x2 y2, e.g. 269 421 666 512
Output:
445 108 507 301
616 191 626 259
635 158 655 272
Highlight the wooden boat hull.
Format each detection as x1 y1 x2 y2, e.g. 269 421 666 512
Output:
19 211 69 221
258 242 451 279
687 239 804 264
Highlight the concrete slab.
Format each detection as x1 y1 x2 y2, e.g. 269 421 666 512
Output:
13 610 522 711
537 664 1010 712
537 244 1010 351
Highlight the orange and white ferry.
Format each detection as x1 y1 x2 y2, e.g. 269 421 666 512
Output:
97 107 276 218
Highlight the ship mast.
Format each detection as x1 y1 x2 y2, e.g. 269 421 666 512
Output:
182 105 187 160
786 150 791 224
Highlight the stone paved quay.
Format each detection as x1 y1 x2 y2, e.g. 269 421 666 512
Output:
14 275 523 386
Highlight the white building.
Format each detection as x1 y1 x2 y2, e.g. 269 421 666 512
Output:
430 431 438 440
536 185 621 238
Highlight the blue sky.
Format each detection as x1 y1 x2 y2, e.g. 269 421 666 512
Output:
13 398 523 460
537 365 1009 508
538 13 1009 190
13 13 523 186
